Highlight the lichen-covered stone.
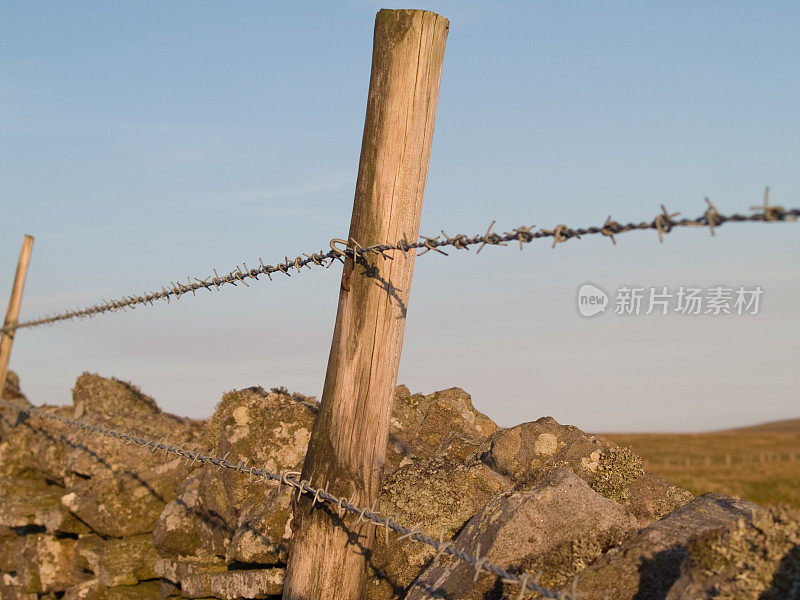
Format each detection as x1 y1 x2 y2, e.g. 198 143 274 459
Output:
13 533 81 593
0 586 38 600
0 405 71 482
367 454 511 599
106 581 162 600
62 579 163 600
62 457 190 537
568 493 762 600
630 473 696 527
72 373 159 419
481 416 693 525
155 387 315 562
152 472 231 560
0 477 89 534
75 534 158 587
226 484 293 566
64 374 203 483
0 530 15 572
666 505 800 600
1 370 25 401
387 386 498 472
62 579 106 600
155 557 284 599
406 467 638 600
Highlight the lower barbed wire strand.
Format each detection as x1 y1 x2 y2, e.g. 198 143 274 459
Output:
0 397 571 600
2 194 797 335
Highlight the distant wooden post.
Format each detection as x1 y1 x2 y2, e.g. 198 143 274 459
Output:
725 454 731 467
282 9 448 600
0 235 34 396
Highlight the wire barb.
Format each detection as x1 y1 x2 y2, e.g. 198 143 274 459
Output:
0 396 574 600
2 194 797 335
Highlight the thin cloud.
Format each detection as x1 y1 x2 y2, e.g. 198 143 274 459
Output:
196 176 352 210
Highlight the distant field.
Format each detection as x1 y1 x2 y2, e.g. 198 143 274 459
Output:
603 418 800 509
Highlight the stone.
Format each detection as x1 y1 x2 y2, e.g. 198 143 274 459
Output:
13 533 81 593
154 387 316 561
63 579 165 600
367 454 512 599
155 557 284 599
62 457 190 537
106 582 162 600
0 477 89 534
152 472 232 560
387 386 497 472
72 373 159 419
1 370 25 401
568 493 762 600
75 534 158 587
406 467 638 600
226 485 293 566
0 528 15 572
481 417 693 525
0 405 71 482
666 505 800 600
0 587 38 600
64 374 203 483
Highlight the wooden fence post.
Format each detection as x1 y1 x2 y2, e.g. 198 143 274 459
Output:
0 235 34 396
282 9 448 600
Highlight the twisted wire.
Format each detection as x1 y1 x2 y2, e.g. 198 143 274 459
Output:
0 396 572 599
2 191 797 335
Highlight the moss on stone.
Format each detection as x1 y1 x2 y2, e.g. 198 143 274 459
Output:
591 447 645 503
516 526 631 590
683 505 800 599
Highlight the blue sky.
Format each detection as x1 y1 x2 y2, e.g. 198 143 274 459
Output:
1 1 798 432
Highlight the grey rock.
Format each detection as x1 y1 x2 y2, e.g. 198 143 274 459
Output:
387 387 498 472
367 455 512 600
406 467 638 600
154 386 316 562
665 505 800 600
481 417 693 525
568 493 762 600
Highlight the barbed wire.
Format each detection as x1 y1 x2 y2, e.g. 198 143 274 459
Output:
0 396 574 600
2 190 797 335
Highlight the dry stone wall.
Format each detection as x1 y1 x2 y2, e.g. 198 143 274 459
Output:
1 373 797 600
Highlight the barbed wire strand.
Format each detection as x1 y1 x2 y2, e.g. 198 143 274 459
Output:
2 191 797 335
0 396 574 600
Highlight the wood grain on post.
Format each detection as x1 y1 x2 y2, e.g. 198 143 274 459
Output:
282 9 448 600
0 235 34 396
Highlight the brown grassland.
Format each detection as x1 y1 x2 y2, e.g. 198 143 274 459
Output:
604 418 800 509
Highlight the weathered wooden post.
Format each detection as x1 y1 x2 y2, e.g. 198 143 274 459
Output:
282 9 448 600
0 235 34 395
